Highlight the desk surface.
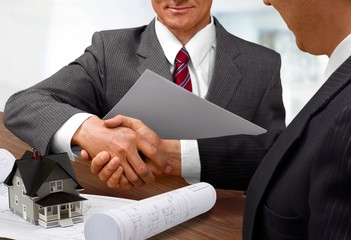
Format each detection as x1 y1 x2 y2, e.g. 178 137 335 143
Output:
0 112 244 240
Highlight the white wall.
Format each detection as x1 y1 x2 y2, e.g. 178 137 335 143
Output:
0 0 155 111
0 0 328 124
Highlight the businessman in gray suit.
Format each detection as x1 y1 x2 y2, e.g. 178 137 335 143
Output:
93 0 351 238
4 0 285 188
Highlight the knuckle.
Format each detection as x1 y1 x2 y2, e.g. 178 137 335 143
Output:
145 173 155 183
148 145 158 159
126 132 138 143
107 179 119 188
137 165 149 178
120 179 132 190
109 169 121 182
130 176 140 185
134 119 143 126
98 173 107 182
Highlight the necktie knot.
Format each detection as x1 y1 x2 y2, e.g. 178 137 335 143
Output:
175 47 190 64
173 47 192 92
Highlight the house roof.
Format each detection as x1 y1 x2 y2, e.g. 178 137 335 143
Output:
36 191 87 207
4 151 83 197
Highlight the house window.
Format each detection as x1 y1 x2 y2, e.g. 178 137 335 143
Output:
22 185 26 196
15 195 18 205
49 180 63 193
39 206 44 215
57 180 63 191
16 177 20 187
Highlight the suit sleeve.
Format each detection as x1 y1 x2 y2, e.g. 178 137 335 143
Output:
198 129 281 190
198 51 285 190
3 32 107 155
251 53 285 131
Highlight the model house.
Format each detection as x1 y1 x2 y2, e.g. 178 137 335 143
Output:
4 151 86 228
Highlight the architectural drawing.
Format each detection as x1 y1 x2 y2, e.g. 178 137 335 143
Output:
84 182 216 240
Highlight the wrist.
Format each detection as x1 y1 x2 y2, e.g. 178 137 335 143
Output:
71 116 102 147
161 140 181 177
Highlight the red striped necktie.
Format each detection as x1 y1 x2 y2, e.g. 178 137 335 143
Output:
173 47 192 92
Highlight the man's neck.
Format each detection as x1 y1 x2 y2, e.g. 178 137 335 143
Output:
157 16 211 46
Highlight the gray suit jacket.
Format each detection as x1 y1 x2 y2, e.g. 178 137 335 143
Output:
4 18 285 158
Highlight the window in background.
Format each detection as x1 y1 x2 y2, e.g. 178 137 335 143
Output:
215 9 328 124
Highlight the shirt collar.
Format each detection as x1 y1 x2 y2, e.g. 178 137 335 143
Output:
155 16 216 67
324 33 351 81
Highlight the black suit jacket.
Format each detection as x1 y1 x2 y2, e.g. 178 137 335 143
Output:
4 18 285 156
200 56 351 239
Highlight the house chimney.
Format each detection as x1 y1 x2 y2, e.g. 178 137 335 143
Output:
32 148 40 160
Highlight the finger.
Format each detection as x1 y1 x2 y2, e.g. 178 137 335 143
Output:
137 140 171 175
90 151 110 174
106 166 123 188
80 149 90 160
144 157 164 176
119 175 134 190
107 116 172 174
105 115 141 132
121 159 147 187
122 146 155 184
98 156 121 182
108 128 155 184
104 115 124 128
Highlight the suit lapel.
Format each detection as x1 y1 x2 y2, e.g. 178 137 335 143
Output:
136 17 242 110
243 56 351 240
136 19 173 81
206 18 241 109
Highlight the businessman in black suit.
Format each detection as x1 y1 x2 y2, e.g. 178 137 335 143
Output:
90 0 351 238
4 0 285 188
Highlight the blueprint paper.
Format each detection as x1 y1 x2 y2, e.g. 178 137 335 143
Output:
0 148 15 183
84 182 216 240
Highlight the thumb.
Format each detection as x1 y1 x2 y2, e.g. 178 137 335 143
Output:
104 115 124 128
80 149 91 160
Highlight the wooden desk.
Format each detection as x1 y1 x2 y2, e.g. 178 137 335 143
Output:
0 112 244 239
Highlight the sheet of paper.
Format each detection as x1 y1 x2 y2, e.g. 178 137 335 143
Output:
0 148 16 183
0 189 134 240
84 182 216 240
104 69 266 139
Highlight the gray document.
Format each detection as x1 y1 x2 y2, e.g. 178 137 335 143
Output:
104 69 266 139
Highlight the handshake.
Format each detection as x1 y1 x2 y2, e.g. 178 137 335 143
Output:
72 115 181 190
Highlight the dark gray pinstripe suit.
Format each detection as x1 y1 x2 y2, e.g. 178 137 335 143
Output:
200 57 351 239
4 17 285 158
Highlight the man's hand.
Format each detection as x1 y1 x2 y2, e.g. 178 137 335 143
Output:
72 116 163 189
104 115 181 177
80 115 182 189
86 150 166 188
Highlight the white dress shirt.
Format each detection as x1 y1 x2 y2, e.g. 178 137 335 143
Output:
155 16 216 183
51 17 217 183
324 33 351 81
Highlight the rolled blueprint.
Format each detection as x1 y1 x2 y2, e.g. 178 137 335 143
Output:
84 182 216 240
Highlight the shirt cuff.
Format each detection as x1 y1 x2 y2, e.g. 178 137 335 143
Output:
181 139 201 184
50 113 94 160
